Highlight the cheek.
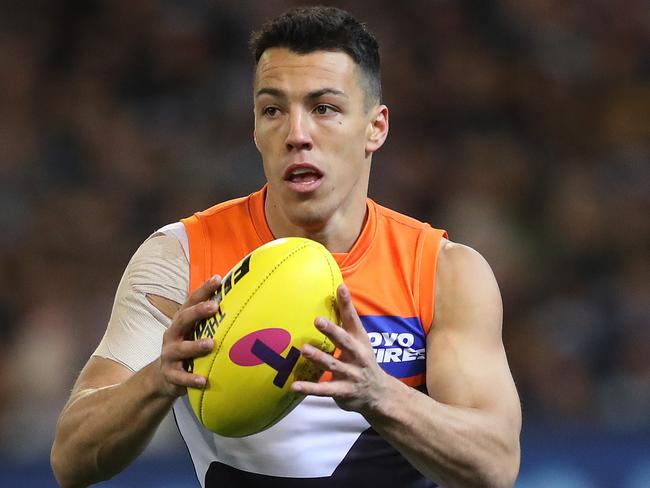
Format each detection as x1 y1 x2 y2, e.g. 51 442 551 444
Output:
336 125 368 160
254 127 278 155
330 139 367 183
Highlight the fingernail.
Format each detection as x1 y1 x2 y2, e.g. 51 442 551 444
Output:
315 318 326 330
202 339 214 350
195 377 206 387
210 274 220 284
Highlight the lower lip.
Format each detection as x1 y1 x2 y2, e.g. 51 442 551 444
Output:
284 176 324 193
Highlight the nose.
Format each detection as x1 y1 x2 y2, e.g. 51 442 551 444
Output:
284 110 313 151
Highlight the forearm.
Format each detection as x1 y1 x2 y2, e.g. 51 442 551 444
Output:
365 377 520 488
51 360 175 487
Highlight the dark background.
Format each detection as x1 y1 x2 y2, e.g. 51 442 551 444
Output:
0 1 648 486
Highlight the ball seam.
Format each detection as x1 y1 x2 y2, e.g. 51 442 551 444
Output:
316 248 338 356
254 247 340 433
199 241 313 425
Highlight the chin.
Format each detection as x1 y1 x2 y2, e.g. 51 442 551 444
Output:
288 207 329 229
286 199 334 231
269 182 340 231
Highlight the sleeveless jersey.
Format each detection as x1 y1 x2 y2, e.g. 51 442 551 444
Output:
176 186 446 487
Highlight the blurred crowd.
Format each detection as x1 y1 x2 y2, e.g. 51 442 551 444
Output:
0 0 648 461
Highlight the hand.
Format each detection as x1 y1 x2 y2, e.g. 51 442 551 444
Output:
156 275 222 398
291 284 391 416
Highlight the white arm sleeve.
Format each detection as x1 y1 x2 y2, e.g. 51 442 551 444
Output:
93 225 190 372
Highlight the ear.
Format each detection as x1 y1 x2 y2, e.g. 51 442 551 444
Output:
253 129 259 151
365 105 389 154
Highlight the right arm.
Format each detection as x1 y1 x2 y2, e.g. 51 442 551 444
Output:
51 273 221 488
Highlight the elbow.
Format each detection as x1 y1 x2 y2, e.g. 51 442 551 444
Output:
484 439 521 488
51 438 94 488
504 447 521 488
449 438 520 488
487 468 519 488
51 440 73 488
491 466 519 488
456 460 518 488
502 432 521 488
482 414 521 488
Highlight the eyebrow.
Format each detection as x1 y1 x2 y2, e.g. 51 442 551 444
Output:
255 87 349 101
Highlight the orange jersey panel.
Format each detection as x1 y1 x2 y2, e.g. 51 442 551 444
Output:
182 186 446 387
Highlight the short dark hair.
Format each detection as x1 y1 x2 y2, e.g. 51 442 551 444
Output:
249 6 381 107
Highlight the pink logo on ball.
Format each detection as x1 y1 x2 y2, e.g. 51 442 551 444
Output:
229 328 291 366
229 328 301 388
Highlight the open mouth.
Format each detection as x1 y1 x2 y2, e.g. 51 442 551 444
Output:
283 164 324 191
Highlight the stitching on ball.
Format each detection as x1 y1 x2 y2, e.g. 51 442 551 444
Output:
256 249 340 432
316 248 338 355
200 241 312 424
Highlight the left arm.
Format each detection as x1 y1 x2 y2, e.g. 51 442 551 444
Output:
292 241 521 488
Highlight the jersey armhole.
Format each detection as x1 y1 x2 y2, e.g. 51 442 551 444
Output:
181 214 210 294
416 228 447 335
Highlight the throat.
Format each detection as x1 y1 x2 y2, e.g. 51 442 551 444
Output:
263 187 369 253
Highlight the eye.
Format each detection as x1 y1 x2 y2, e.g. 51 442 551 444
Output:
314 104 336 115
262 106 280 118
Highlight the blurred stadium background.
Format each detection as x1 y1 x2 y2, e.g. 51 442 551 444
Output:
0 0 648 486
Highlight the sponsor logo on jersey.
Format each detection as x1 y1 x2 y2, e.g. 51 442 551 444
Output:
360 316 426 379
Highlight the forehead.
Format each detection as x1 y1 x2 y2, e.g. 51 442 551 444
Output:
254 48 361 95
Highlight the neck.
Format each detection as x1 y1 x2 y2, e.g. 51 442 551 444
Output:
263 190 368 253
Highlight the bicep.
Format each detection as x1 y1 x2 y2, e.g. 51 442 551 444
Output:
426 242 520 426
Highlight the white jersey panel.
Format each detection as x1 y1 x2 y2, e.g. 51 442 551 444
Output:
174 394 369 481
174 397 219 488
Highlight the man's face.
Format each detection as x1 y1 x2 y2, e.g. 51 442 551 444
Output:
253 48 387 231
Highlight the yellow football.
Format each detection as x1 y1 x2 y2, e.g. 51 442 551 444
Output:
188 237 342 437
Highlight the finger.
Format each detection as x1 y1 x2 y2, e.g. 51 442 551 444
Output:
180 274 222 312
301 343 355 376
164 337 214 362
336 284 366 337
292 379 353 398
168 299 219 339
165 368 209 389
314 317 360 360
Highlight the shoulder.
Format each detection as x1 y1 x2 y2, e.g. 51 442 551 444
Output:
436 240 496 281
434 240 502 331
125 227 189 298
130 229 187 272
